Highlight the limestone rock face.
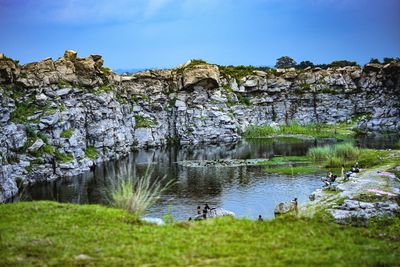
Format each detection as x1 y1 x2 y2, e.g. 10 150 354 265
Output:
0 56 20 83
182 64 220 90
0 52 399 202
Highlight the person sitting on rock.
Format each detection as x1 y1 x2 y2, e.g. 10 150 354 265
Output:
345 171 352 181
330 175 337 183
321 176 331 187
351 166 360 173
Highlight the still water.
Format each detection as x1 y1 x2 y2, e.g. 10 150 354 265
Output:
21 135 399 220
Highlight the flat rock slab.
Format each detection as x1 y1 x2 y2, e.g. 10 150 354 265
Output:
177 159 265 168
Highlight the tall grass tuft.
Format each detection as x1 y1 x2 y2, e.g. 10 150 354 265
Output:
307 142 361 168
307 146 332 161
109 168 173 216
334 143 360 159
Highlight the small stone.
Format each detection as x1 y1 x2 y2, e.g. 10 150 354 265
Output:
40 113 59 126
56 88 71 96
28 139 44 153
74 254 92 261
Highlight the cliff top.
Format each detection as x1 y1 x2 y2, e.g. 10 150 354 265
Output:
1 50 399 90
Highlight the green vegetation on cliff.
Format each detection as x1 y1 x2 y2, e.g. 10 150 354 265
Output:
84 146 98 160
134 115 156 128
0 201 399 266
219 65 273 83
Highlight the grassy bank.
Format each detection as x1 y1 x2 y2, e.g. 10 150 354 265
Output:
244 122 354 139
1 201 399 266
258 144 399 175
307 143 398 169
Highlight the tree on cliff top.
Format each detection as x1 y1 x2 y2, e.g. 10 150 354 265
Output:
275 56 297 69
297 60 315 69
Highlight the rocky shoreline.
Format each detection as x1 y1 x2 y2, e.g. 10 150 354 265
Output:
1 50 400 202
304 163 400 224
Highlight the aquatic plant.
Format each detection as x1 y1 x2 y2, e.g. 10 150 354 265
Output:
110 168 172 216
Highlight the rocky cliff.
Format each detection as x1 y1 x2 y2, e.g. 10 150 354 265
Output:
1 51 399 202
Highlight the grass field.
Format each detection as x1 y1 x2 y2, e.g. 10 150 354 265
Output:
1 201 399 266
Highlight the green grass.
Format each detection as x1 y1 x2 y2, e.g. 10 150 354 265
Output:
60 129 74 138
263 165 322 175
84 146 99 160
244 121 354 139
1 201 399 266
307 143 395 169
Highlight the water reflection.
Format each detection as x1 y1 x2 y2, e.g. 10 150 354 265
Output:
22 135 399 220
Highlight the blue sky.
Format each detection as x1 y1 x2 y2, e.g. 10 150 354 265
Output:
0 0 399 69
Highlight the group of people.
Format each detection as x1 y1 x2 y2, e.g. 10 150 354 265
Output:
321 162 361 187
344 162 360 181
188 204 212 221
189 198 298 222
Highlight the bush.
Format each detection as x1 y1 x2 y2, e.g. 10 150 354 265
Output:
329 60 359 68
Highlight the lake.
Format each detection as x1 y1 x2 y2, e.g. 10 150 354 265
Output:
20 134 399 220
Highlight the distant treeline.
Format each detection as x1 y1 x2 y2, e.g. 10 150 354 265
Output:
274 56 400 69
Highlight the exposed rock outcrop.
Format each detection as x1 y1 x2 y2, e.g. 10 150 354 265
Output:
1 51 399 202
